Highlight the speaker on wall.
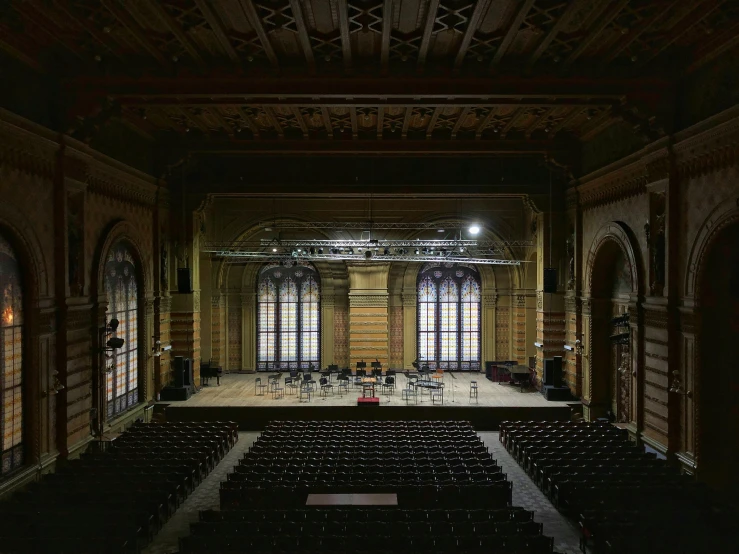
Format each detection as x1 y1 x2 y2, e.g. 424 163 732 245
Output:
543 268 557 293
177 268 193 294
173 356 185 388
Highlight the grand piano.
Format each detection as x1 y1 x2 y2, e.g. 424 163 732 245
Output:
200 360 223 386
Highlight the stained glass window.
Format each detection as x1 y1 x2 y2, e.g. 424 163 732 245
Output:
257 262 320 369
104 242 139 418
417 264 481 370
0 235 23 477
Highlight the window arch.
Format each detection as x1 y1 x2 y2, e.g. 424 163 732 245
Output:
104 242 140 417
417 263 481 370
0 234 24 476
257 262 320 370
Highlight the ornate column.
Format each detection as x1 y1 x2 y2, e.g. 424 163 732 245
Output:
565 188 583 395
321 293 336 366
238 292 255 371
512 293 527 364
401 291 416 370
170 290 201 382
347 264 390 366
481 292 497 362
210 293 225 367
676 307 697 475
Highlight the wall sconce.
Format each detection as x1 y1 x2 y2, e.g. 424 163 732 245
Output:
151 336 173 357
669 370 692 398
42 371 65 397
534 342 543 348
574 339 585 357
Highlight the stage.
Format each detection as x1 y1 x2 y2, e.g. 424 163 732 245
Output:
161 372 574 431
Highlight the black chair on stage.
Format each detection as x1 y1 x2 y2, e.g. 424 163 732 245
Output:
319 377 334 396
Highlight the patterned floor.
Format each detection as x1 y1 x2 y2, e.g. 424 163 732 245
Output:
143 431 583 554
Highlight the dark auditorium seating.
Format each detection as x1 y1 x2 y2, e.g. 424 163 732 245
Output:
179 420 555 554
0 421 237 554
500 420 738 553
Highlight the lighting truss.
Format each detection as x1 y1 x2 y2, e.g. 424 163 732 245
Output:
204 239 532 249
257 221 487 230
207 251 521 266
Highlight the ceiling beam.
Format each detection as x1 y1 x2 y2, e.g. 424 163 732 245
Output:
475 108 497 139
524 107 555 138
263 107 284 138
177 107 210 134
236 0 280 69
321 107 334 136
288 0 316 73
235 106 261 138
292 107 309 138
527 0 588 68
401 107 413 138
100 0 173 69
176 139 570 156
491 0 535 67
417 0 440 72
49 0 127 64
337 0 352 71
376 106 384 139
349 107 359 139
380 0 393 74
500 108 525 138
194 0 240 63
14 2 88 64
148 1 206 69
0 29 42 70
451 107 470 138
77 75 667 99
580 108 613 140
602 0 680 65
562 0 629 70
688 20 739 72
547 106 583 138
426 107 442 138
640 0 722 66
453 0 490 71
209 107 235 136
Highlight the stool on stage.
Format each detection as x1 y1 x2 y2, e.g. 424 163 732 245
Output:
470 380 478 403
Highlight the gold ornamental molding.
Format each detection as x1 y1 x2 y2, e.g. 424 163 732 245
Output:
349 294 389 308
350 346 388 351
350 329 387 334
350 321 388 327
349 312 388 318
350 338 387 342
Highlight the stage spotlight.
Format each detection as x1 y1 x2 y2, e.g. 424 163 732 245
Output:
365 250 373 259
469 224 481 235
272 248 277 252
348 248 354 254
318 248 323 254
415 249 420 255
309 247 315 255
383 248 389 255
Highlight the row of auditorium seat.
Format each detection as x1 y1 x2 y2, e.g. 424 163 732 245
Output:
179 420 555 553
0 421 236 554
500 420 737 553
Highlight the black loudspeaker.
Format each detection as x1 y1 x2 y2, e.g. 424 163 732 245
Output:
543 358 554 386
543 268 557 293
177 268 193 293
544 356 563 388
173 356 185 388
183 358 193 387
485 361 495 381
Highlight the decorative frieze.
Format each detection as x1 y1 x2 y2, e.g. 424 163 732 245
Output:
644 308 669 329
349 294 389 308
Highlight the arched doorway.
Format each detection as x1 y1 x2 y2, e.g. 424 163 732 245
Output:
697 222 739 491
588 235 635 421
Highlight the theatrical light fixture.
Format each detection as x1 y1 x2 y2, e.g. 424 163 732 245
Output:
469 225 481 235
107 337 125 349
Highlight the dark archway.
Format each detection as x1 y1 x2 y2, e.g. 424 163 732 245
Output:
589 240 633 421
697 222 739 492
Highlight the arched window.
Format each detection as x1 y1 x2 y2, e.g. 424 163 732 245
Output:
0 234 23 476
417 263 481 370
104 242 139 418
258 262 320 370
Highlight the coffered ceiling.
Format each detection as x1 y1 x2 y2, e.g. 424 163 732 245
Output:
2 0 738 159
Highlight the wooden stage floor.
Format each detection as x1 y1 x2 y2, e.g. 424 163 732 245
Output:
168 372 571 409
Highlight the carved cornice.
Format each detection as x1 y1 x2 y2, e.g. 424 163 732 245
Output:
349 294 388 308
481 293 497 306
673 106 739 178
349 329 386 334
0 115 58 178
350 312 388 318
643 308 669 329
401 294 417 307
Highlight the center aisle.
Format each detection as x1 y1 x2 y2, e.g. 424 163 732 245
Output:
478 432 584 554
143 432 259 554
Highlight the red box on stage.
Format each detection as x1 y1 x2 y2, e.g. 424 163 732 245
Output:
357 397 380 406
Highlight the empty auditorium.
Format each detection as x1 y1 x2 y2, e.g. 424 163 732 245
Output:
0 1 738 553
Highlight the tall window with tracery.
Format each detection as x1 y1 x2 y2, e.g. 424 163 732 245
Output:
417 264 481 370
0 235 23 476
257 262 320 370
104 242 139 418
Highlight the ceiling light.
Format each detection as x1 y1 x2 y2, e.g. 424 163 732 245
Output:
272 248 277 252
415 249 420 255
469 225 481 235
437 229 444 233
